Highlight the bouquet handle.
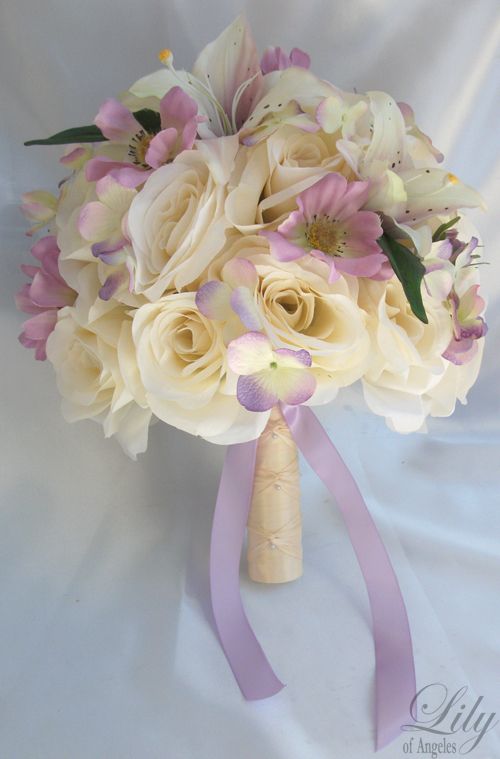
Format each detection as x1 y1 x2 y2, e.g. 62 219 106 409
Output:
247 406 303 583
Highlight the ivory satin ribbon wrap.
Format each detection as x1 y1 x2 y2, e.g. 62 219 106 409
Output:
209 403 416 750
247 407 302 583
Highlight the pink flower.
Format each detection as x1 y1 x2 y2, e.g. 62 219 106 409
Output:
228 332 316 412
261 173 388 283
15 236 76 360
85 87 203 188
443 286 488 365
21 190 58 236
260 46 311 74
195 258 261 342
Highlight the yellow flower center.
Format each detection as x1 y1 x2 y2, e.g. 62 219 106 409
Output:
128 131 154 168
306 217 345 256
158 48 173 65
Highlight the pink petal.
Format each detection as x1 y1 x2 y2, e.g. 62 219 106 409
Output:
289 48 311 69
443 338 478 365
278 368 316 406
78 201 114 241
99 272 126 301
109 166 152 188
22 310 57 340
333 181 371 221
297 173 349 220
230 287 261 330
260 230 305 262
15 283 41 314
260 46 289 74
145 128 178 169
335 252 388 278
180 119 199 151
236 372 279 412
31 235 59 261
159 86 198 131
195 281 232 320
222 258 258 289
275 348 312 368
29 270 74 308
85 157 129 182
95 98 141 142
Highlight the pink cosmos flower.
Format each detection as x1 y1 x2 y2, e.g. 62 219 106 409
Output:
15 236 76 360
85 87 203 188
260 46 311 74
227 331 316 412
261 173 388 283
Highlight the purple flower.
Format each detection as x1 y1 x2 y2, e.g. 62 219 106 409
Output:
261 173 388 282
260 46 311 74
227 331 316 412
443 286 488 365
15 236 76 360
85 87 203 188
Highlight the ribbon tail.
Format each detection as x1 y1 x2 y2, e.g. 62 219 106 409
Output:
281 404 416 751
209 441 285 700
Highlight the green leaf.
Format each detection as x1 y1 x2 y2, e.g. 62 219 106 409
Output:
378 234 428 324
24 109 162 147
133 109 162 133
432 216 461 242
24 125 107 146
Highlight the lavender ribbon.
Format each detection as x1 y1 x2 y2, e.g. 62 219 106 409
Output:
209 405 415 749
209 440 285 699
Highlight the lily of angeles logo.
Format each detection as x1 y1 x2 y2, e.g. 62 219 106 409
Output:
401 683 498 754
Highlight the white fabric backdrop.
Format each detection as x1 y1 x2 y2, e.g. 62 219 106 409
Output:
1 1 499 757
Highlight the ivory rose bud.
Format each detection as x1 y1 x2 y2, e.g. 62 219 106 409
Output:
358 277 468 432
132 292 269 444
46 304 152 458
127 136 239 301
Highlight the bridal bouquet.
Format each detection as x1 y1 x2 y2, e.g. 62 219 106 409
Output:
17 15 487 749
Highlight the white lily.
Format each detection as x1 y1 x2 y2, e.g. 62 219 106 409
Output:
129 16 263 137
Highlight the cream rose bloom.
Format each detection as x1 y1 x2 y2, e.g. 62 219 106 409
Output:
132 291 269 443
358 277 482 432
46 298 152 459
206 234 370 404
127 136 240 301
225 124 353 233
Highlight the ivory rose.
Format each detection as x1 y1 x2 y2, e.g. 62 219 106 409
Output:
46 302 152 459
132 292 269 443
358 276 483 432
127 136 239 300
245 254 370 403
225 124 351 233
